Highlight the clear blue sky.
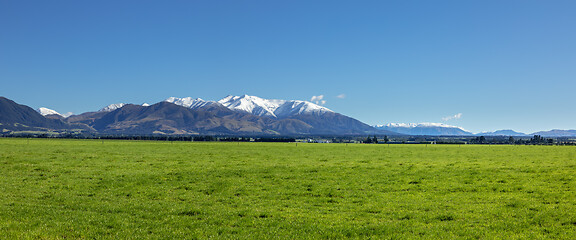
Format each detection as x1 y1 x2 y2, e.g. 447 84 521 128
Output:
1 0 575 133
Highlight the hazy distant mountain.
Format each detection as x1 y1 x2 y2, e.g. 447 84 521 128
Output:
477 130 527 136
376 123 473 136
532 129 576 137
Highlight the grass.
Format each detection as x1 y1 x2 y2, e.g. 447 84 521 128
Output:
1 138 575 239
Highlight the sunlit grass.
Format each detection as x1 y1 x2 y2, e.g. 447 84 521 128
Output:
1 138 575 239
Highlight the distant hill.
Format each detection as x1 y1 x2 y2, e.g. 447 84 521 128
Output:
376 123 473 136
532 129 576 137
477 130 527 136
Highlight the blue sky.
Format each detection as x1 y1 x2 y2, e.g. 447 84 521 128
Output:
1 0 575 133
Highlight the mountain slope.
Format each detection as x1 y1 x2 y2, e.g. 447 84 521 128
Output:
88 102 316 135
0 97 78 131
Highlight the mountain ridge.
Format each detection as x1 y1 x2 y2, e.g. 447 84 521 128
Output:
59 95 388 136
166 95 334 119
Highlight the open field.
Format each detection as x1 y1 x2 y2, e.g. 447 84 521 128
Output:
1 138 575 239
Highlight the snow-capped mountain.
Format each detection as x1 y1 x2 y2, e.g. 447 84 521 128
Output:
158 95 377 135
218 95 281 117
376 123 473 136
99 103 127 112
37 107 62 116
25 95 382 135
36 107 73 118
164 97 215 109
98 103 150 112
165 95 334 118
216 95 333 118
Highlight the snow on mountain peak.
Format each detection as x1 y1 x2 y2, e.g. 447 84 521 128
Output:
218 95 284 117
164 97 214 109
217 95 333 118
99 95 334 118
37 107 73 118
99 103 126 112
274 100 332 117
37 107 61 116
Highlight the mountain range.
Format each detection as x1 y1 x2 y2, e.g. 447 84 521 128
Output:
1 95 390 136
2 95 576 137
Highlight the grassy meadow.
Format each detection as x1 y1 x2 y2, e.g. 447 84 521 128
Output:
1 138 575 239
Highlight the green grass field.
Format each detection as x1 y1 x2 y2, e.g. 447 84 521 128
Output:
1 138 575 239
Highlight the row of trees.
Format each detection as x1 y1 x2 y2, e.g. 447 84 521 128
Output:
470 135 555 145
0 133 297 143
4 132 576 145
364 136 389 144
357 135 570 145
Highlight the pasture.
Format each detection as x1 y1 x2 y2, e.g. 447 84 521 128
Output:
1 138 575 239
